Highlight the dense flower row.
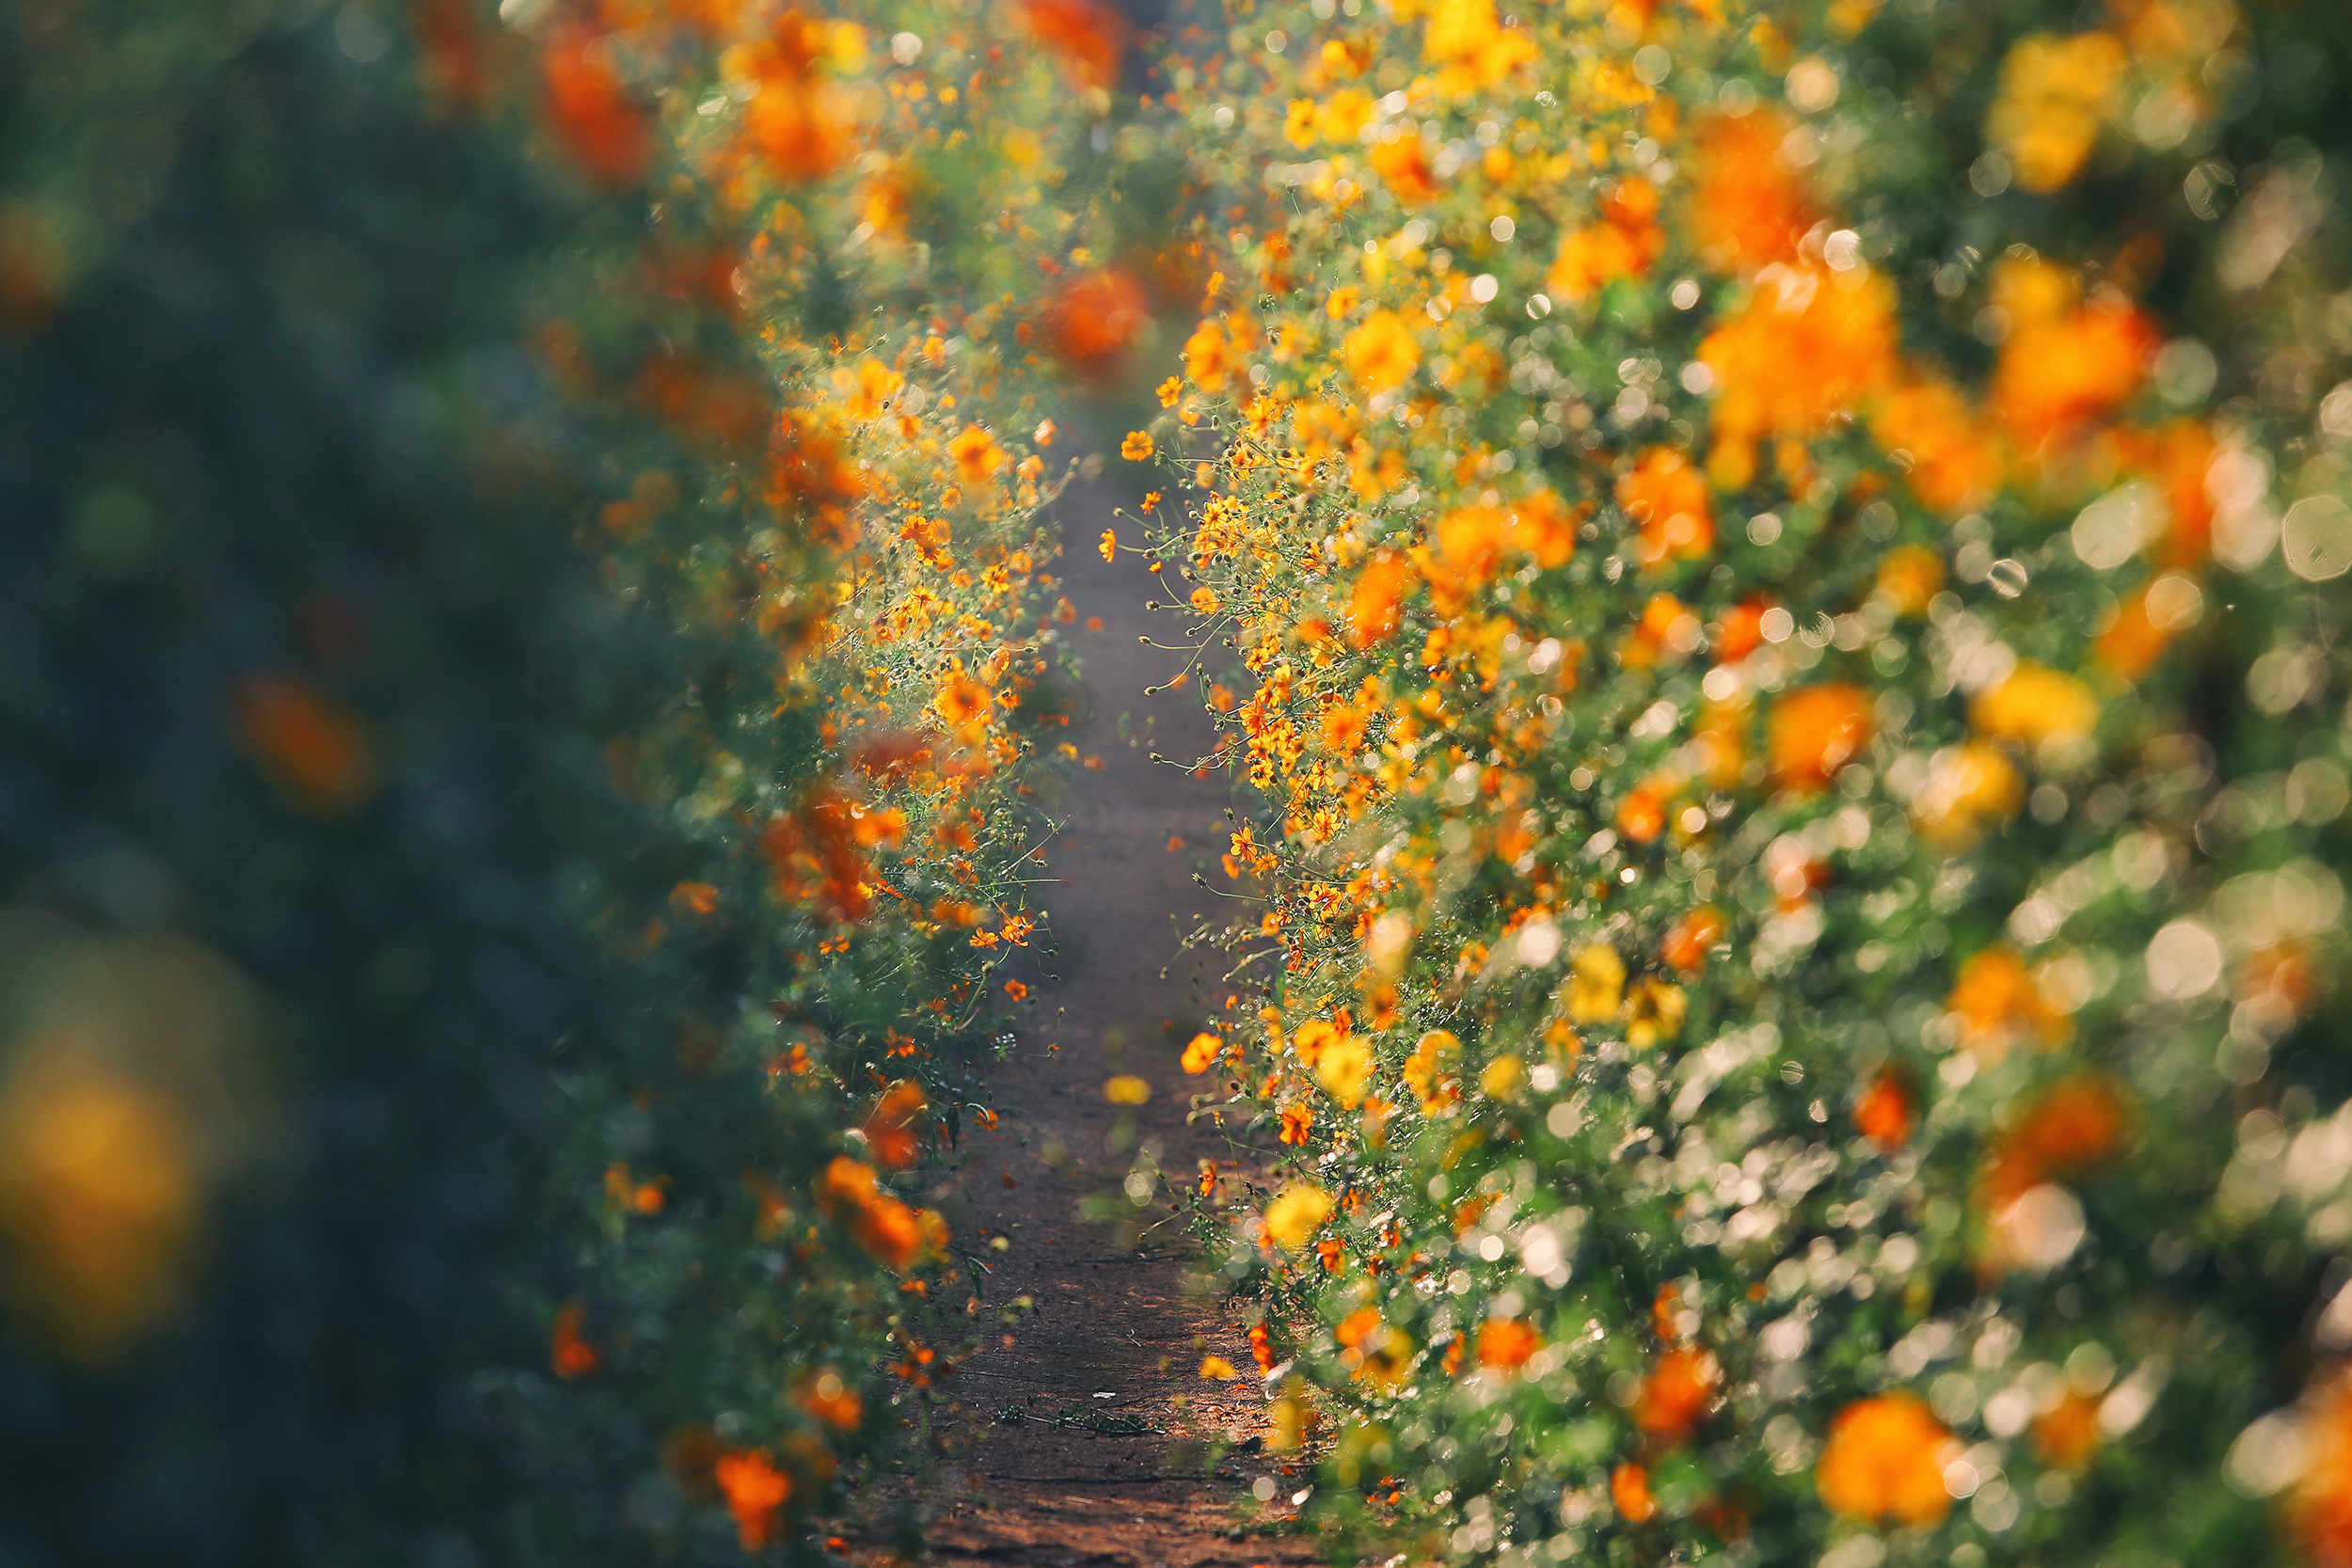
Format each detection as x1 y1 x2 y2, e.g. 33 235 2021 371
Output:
1123 0 2352 1562
509 0 1132 1550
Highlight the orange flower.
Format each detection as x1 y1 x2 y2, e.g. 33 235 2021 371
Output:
1872 378 2002 514
1047 269 1150 377
862 1080 928 1169
550 1300 598 1379
714 1449 792 1550
815 1156 942 1269
234 673 378 816
541 24 652 184
1508 486 1579 568
1017 0 1129 87
1633 1346 1721 1440
932 671 991 736
2138 419 2219 565
1659 906 1728 975
725 12 867 183
2034 1390 2103 1469
1853 1070 1914 1151
1993 295 2153 452
837 358 902 421
1547 180 1663 300
1616 447 1713 568
1004 979 1028 1002
1713 597 1770 662
1947 946 2069 1056
1402 1029 1461 1115
1183 319 1233 393
1120 430 1154 460
1182 1032 1222 1072
1768 684 1872 793
1620 592 1695 670
2095 582 2177 683
669 880 723 920
1343 309 1421 393
1430 503 1511 595
948 425 1007 486
1612 1461 1658 1523
1346 549 1416 650
1980 1074 2128 1210
1615 777 1673 844
1700 264 1898 490
2285 1368 2352 1565
1690 109 1818 274
1367 127 1439 203
1816 1393 1958 1526
803 1369 863 1431
1691 699 1746 790
1476 1317 1541 1375
766 408 864 542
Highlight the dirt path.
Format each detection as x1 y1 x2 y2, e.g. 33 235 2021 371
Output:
841 474 1319 1566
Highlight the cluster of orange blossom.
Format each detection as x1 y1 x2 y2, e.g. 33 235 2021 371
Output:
1109 0 2352 1562
488 0 1181 1548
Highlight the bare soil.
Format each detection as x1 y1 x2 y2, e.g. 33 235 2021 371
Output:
836 474 1321 1567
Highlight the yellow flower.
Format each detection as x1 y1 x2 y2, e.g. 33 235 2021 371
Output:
1911 740 2025 849
1874 544 1945 617
1624 978 1687 1049
1104 1075 1152 1104
1421 0 1534 88
1268 1380 1310 1449
1120 430 1154 460
1200 1354 1241 1379
1314 1033 1374 1108
1314 87 1376 144
1284 97 1317 149
1188 586 1220 614
1971 661 2098 747
1263 1183 1334 1251
1567 944 1626 1023
1098 527 1116 562
1290 1017 1339 1069
1402 1028 1460 1114
1343 309 1419 393
1155 375 1183 407
1478 1053 1523 1100
1986 32 2126 194
1325 284 1359 319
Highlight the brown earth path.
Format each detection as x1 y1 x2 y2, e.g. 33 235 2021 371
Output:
838 471 1323 1568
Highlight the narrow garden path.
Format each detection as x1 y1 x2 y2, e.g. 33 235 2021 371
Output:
845 474 1322 1567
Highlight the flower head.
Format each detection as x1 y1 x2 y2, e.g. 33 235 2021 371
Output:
1816 1393 1957 1526
1343 310 1420 393
1263 1183 1334 1251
